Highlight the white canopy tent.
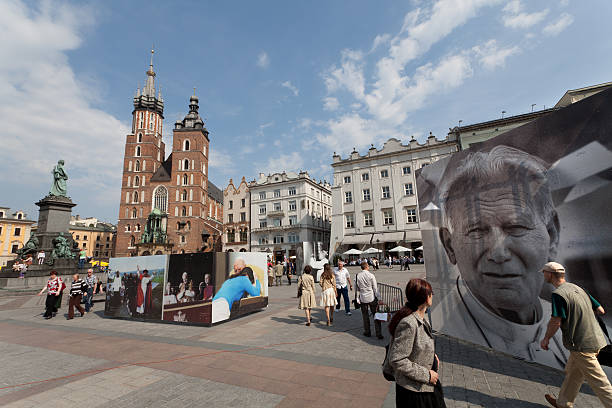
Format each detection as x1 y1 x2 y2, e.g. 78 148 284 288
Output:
415 246 423 251
342 248 363 255
363 247 382 254
389 246 412 253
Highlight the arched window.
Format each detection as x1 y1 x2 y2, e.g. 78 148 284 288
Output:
182 190 187 201
137 133 143 143
187 221 191 230
130 235 135 246
184 159 189 170
136 146 141 157
132 208 137 218
133 191 139 203
180 235 186 243
184 140 190 151
181 206 187 216
125 224 131 232
135 160 140 172
154 186 168 213
228 229 235 243
134 176 140 187
183 174 188 185
136 224 141 232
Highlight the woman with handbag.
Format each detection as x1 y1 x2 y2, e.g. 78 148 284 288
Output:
387 278 446 407
297 265 317 326
319 263 338 326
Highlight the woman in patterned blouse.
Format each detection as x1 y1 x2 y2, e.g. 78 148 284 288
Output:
38 270 63 319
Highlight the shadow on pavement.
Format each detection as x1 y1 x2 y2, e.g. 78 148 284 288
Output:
443 386 548 408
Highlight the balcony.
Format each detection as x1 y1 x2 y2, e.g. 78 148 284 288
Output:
251 224 300 232
267 210 284 217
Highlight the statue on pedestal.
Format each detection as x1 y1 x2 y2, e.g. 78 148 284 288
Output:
17 232 39 258
46 232 75 265
49 160 68 197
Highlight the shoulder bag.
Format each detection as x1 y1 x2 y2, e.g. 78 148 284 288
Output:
596 314 612 367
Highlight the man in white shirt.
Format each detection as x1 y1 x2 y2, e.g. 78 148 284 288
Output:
356 262 382 338
334 260 353 315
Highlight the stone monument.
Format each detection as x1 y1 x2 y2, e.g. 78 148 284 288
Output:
0 160 87 288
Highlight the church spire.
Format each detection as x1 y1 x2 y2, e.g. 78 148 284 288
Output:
144 48 156 97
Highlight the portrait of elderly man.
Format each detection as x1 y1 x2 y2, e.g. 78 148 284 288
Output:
431 145 568 369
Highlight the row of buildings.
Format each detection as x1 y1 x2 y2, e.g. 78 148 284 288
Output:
5 51 607 266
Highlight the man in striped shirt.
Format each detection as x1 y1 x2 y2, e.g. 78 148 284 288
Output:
68 273 87 319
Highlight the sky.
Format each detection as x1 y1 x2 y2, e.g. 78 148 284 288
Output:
1 0 611 222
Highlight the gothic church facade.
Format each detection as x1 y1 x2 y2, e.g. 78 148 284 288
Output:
115 52 223 257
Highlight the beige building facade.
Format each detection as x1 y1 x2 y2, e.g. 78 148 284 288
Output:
329 135 458 259
0 207 35 267
222 177 250 252
69 216 116 261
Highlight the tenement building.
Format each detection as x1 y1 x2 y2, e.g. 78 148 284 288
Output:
249 172 331 263
329 135 458 258
115 51 223 257
68 216 116 261
0 207 35 267
222 177 250 252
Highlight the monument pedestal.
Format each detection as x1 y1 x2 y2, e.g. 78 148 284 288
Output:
35 195 77 251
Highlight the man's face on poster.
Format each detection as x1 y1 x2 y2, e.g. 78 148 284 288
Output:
440 179 559 321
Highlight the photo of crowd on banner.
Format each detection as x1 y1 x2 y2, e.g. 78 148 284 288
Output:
104 255 166 320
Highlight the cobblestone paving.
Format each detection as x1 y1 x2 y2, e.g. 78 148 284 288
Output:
0 265 606 407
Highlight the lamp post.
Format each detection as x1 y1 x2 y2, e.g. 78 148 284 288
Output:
501 110 506 119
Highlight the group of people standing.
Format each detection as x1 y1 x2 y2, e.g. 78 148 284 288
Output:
296 260 383 339
38 269 99 319
267 259 294 286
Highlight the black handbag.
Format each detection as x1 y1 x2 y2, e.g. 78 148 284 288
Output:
596 314 612 367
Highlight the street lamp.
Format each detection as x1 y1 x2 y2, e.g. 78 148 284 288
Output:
501 110 506 119
531 103 536 112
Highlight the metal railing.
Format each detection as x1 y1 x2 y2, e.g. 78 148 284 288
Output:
377 283 404 313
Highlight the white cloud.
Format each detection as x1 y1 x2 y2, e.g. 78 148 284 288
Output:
318 0 513 155
255 121 274 137
281 80 299 96
472 39 520 70
322 96 339 111
543 12 574 36
256 51 269 68
0 0 128 209
502 1 549 29
371 33 391 52
258 152 305 175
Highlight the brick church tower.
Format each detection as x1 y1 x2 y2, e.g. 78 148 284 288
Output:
116 51 223 257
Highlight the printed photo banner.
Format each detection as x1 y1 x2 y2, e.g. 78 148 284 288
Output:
104 252 268 326
417 87 612 372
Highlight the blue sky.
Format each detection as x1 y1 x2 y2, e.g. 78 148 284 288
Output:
1 0 611 222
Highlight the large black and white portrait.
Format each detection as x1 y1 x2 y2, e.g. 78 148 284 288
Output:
417 87 612 372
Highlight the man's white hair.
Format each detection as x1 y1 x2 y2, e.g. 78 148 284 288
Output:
439 145 554 232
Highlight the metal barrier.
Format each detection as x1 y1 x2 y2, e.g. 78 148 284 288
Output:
377 283 404 313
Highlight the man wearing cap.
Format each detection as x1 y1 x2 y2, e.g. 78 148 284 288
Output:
540 262 612 408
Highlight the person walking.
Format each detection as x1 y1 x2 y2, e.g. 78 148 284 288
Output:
286 261 293 286
334 260 352 315
267 259 274 287
68 273 87 319
298 265 317 326
388 255 393 269
38 271 63 319
83 268 98 313
539 262 612 408
386 278 446 407
274 261 283 286
320 264 338 326
356 261 383 339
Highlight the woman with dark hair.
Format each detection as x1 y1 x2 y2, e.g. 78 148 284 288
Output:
38 270 63 319
387 278 446 407
319 263 338 326
298 265 317 326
